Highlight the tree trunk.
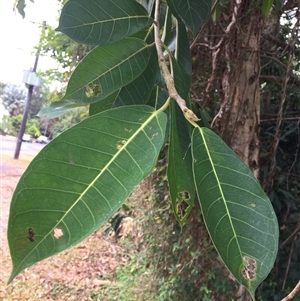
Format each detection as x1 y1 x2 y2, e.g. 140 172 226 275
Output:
212 10 262 179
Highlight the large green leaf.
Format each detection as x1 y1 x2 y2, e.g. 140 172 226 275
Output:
137 0 155 14
192 127 279 298
56 0 153 45
61 38 151 104
114 47 159 107
168 45 194 225
167 0 212 34
89 91 119 116
8 105 167 283
168 102 194 225
89 47 158 114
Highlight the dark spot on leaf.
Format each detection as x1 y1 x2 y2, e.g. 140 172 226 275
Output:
28 227 35 242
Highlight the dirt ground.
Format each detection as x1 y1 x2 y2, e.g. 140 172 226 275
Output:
0 143 132 300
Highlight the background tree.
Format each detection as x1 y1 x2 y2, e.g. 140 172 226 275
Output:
0 82 49 136
0 83 27 116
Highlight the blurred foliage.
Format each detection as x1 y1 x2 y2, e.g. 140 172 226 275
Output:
0 83 27 116
26 120 41 137
36 24 91 84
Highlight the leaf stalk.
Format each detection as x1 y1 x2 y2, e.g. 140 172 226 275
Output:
153 0 199 125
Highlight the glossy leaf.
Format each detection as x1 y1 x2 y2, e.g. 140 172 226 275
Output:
114 47 159 107
146 87 170 144
147 86 169 110
8 105 167 282
167 0 212 34
171 57 190 101
57 0 153 45
192 127 279 298
168 43 194 225
168 102 194 225
89 91 119 116
61 38 151 104
90 47 159 113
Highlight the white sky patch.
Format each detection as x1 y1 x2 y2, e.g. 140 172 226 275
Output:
0 0 60 85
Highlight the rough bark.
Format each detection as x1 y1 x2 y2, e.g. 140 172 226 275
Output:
212 11 262 179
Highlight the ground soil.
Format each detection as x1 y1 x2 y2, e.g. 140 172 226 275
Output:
0 147 130 300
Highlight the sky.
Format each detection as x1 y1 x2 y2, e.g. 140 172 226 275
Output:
0 0 61 85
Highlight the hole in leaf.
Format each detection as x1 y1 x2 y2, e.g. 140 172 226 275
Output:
242 256 257 280
178 190 190 201
85 84 102 98
53 228 64 239
176 200 189 219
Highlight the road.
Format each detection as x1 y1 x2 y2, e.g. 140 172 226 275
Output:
1 136 45 156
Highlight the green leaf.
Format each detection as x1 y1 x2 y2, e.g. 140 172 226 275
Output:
147 87 170 142
147 86 169 110
90 47 159 113
168 102 194 225
192 127 279 298
56 0 153 45
261 0 274 17
176 21 192 85
89 91 119 116
114 47 159 107
8 105 167 283
167 0 212 34
37 101 86 119
62 38 151 104
136 0 155 14
171 57 190 100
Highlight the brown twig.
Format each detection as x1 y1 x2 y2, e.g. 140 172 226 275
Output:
280 281 300 301
208 0 242 128
287 117 300 190
281 234 297 291
281 212 300 247
153 0 199 123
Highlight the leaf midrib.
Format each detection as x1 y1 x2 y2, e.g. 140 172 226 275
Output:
198 128 243 260
61 15 151 30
